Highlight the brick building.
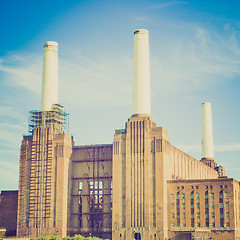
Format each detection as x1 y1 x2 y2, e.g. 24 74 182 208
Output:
16 30 240 240
0 190 18 237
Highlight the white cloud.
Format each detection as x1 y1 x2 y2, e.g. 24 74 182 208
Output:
0 161 19 190
150 1 187 9
133 16 150 21
215 143 240 152
1 22 239 108
0 54 42 94
59 54 132 107
0 17 239 190
151 24 240 93
176 144 201 153
0 51 132 108
176 142 240 154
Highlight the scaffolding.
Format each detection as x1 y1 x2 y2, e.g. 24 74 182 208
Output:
27 104 69 238
28 104 69 135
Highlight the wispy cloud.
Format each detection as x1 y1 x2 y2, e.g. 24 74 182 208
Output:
59 54 132 107
0 161 19 190
215 143 240 152
1 22 240 107
0 52 132 108
133 16 150 21
150 1 187 9
227 168 240 172
176 144 201 153
0 54 42 94
176 142 240 153
151 23 240 94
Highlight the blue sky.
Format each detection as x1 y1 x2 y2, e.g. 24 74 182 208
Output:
0 0 239 189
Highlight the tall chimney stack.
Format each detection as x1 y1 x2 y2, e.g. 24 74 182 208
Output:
133 29 151 115
41 41 58 111
201 102 214 160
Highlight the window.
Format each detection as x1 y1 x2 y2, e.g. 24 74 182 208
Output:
226 222 230 227
99 218 103 227
183 222 186 227
191 186 194 189
211 222 215 227
182 203 185 209
176 193 180 199
197 222 200 227
210 203 215 209
205 213 209 218
210 185 213 189
182 213 186 219
196 193 200 199
205 185 208 189
210 193 214 199
219 203 223 208
181 186 184 189
196 203 200 209
177 186 180 189
176 203 180 209
205 191 208 199
191 219 194 227
225 203 229 209
220 213 224 218
170 194 174 200
196 213 200 219
79 181 83 194
224 193 229 199
89 180 104 215
211 212 215 218
195 186 199 189
191 203 194 209
181 193 185 199
225 185 228 188
219 192 223 198
171 213 175 219
177 213 180 218
220 185 223 188
171 203 174 209
226 212 229 218
205 203 209 209
191 214 194 218
190 193 194 199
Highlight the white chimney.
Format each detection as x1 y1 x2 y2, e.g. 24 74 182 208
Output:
201 102 214 159
41 41 58 111
133 29 151 115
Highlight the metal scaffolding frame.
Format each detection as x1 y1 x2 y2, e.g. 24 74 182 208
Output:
28 104 69 135
27 104 69 238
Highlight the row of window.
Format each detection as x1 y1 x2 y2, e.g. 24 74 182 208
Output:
171 222 230 228
176 185 228 190
171 212 229 219
170 192 229 200
171 202 229 210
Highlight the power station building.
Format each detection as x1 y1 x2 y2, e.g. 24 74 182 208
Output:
16 30 240 240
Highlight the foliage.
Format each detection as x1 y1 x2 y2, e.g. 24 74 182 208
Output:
31 235 61 240
31 234 109 240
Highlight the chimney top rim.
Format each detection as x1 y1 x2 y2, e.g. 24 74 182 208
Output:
134 29 148 35
44 41 58 48
202 102 211 106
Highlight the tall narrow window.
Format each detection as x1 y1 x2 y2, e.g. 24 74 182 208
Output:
78 181 83 227
89 180 104 228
